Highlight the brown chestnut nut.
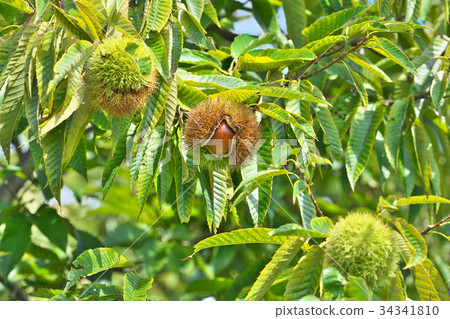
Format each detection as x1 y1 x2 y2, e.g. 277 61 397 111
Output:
206 120 236 155
184 98 261 169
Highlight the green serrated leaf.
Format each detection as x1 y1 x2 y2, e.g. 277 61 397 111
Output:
231 32 275 58
348 53 391 82
270 223 329 238
69 135 88 179
282 0 306 48
238 48 315 72
346 104 383 189
258 87 331 106
174 147 197 223
430 70 447 106
141 0 171 36
342 61 368 108
232 169 293 208
310 217 334 235
62 84 94 164
1 0 33 13
110 11 143 43
177 69 247 90
170 19 183 75
242 161 272 227
165 78 178 130
384 100 407 168
398 136 416 197
179 9 214 50
297 192 316 229
313 103 343 160
186 0 204 22
192 228 294 255
377 0 394 16
396 195 450 206
35 30 55 109
65 248 135 290
257 103 315 138
180 48 221 68
29 206 69 251
203 0 220 27
392 219 427 269
24 83 40 138
245 237 305 300
136 127 166 217
209 89 259 103
123 273 153 301
42 122 66 203
405 0 421 23
0 20 38 162
411 262 440 301
284 245 325 300
52 4 92 40
302 5 370 42
102 121 135 198
370 36 419 77
0 211 32 279
139 77 171 134
212 169 228 231
345 276 372 301
48 39 98 94
147 32 169 79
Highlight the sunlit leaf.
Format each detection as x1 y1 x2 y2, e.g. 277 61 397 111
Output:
0 211 32 279
192 228 294 255
284 245 324 300
302 5 370 42
245 237 305 300
346 104 383 189
65 248 135 290
392 219 427 269
370 36 419 77
123 273 153 301
238 48 315 72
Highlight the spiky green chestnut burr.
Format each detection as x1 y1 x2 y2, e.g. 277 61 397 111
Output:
85 37 157 117
324 212 400 287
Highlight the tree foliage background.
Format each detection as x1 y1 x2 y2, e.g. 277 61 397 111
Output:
0 0 449 301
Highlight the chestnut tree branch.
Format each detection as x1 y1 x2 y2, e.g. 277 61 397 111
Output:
0 276 29 301
288 36 368 83
383 92 450 106
420 214 450 236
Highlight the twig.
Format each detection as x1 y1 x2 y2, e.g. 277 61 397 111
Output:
322 41 346 57
285 160 324 217
0 277 28 301
282 58 317 87
206 24 238 42
298 169 325 217
26 0 35 10
286 36 367 85
282 42 347 88
299 36 368 80
383 93 450 106
420 214 450 235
